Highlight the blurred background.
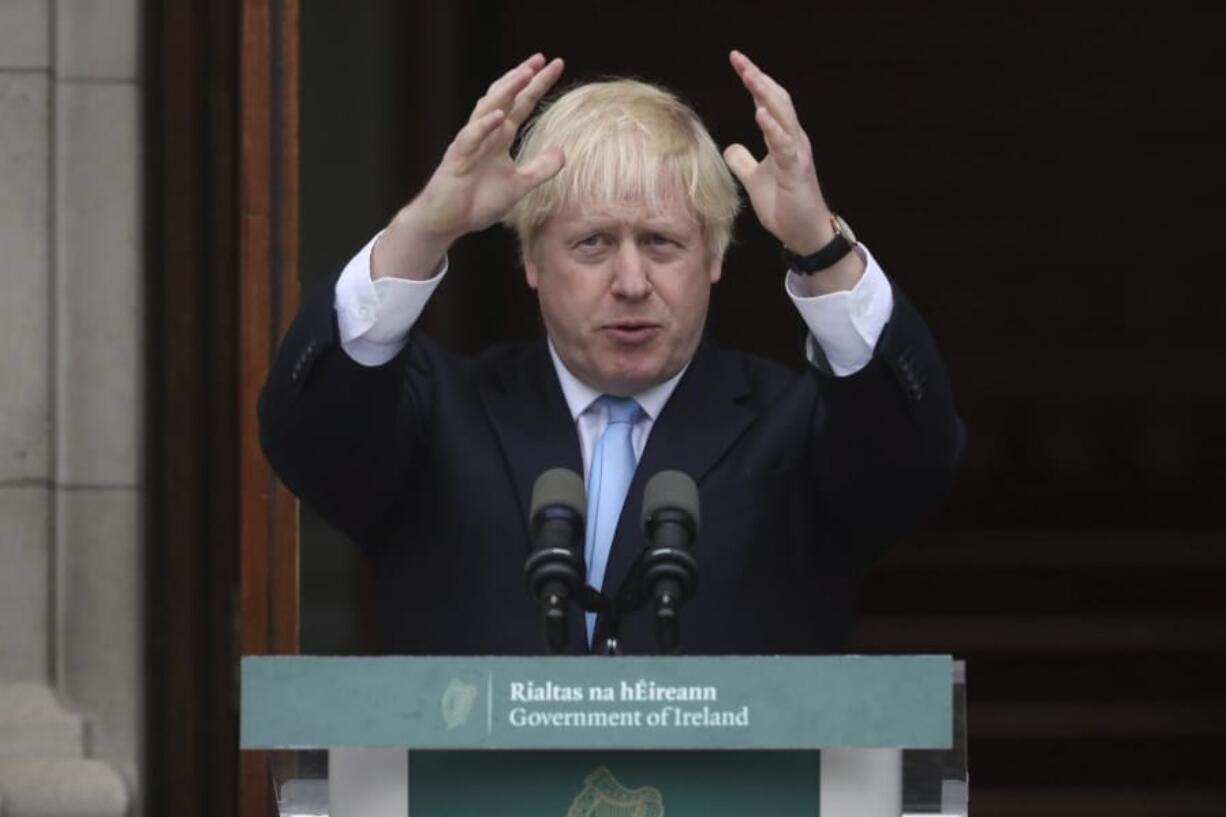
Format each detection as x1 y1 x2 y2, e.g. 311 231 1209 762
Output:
1 1 1222 816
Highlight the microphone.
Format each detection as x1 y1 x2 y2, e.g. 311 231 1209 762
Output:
524 468 586 653
640 470 700 653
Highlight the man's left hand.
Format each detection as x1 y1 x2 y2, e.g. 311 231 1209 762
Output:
724 50 865 294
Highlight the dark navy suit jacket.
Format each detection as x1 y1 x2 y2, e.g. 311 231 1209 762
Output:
259 282 961 655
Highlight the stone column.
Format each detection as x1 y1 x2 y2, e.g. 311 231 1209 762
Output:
54 0 144 795
0 0 53 688
0 1 142 815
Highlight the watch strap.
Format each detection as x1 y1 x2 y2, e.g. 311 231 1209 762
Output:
782 215 856 275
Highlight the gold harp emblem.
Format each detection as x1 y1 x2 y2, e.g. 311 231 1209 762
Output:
566 766 664 817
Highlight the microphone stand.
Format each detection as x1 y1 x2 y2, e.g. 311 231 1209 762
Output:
603 542 699 655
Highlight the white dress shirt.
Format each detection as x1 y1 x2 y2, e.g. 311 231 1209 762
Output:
548 339 686 485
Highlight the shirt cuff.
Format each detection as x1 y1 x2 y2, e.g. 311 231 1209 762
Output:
785 243 894 377
333 230 447 366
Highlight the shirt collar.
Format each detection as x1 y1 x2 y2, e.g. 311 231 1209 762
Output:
547 338 688 422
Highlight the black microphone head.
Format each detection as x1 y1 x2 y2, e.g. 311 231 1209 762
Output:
530 467 586 525
641 470 700 536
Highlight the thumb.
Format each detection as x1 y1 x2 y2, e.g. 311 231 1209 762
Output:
723 143 758 186
514 147 566 197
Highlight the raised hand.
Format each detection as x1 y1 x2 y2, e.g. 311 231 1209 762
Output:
723 51 864 293
375 55 566 280
722 50 834 255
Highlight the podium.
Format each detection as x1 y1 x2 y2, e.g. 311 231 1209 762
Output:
241 655 967 817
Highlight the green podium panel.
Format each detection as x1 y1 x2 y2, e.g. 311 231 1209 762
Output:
243 655 956 817
411 751 820 817
241 655 952 750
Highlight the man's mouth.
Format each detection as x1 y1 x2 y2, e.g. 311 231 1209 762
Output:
601 321 660 344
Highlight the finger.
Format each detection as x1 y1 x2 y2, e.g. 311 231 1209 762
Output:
729 50 769 112
472 54 547 121
755 106 798 166
731 50 802 136
748 70 801 137
732 53 787 141
730 50 767 89
491 53 547 97
471 66 533 122
513 147 566 196
722 143 759 186
507 57 565 127
453 109 507 158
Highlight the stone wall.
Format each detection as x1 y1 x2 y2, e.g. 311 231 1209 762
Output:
0 1 142 814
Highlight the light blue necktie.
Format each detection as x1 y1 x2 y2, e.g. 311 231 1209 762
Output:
584 396 643 643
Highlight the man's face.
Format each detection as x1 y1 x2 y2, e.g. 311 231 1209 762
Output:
524 196 722 397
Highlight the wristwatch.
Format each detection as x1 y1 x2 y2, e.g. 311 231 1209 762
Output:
781 214 857 275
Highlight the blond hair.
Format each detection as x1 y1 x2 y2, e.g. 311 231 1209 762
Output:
504 79 741 259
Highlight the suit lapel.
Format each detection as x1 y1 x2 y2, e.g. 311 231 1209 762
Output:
478 341 589 653
478 341 584 531
601 339 757 603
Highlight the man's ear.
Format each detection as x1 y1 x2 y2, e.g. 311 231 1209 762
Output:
707 253 723 285
522 243 540 290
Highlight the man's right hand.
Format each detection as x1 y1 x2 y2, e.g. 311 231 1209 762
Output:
373 54 566 281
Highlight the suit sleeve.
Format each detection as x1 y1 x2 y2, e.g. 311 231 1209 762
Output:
258 279 435 546
807 282 965 564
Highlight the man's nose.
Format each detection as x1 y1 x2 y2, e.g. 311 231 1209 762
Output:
610 241 651 299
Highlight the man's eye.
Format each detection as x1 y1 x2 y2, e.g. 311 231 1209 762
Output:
646 234 675 246
576 235 604 248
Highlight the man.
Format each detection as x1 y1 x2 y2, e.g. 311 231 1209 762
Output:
259 51 961 656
